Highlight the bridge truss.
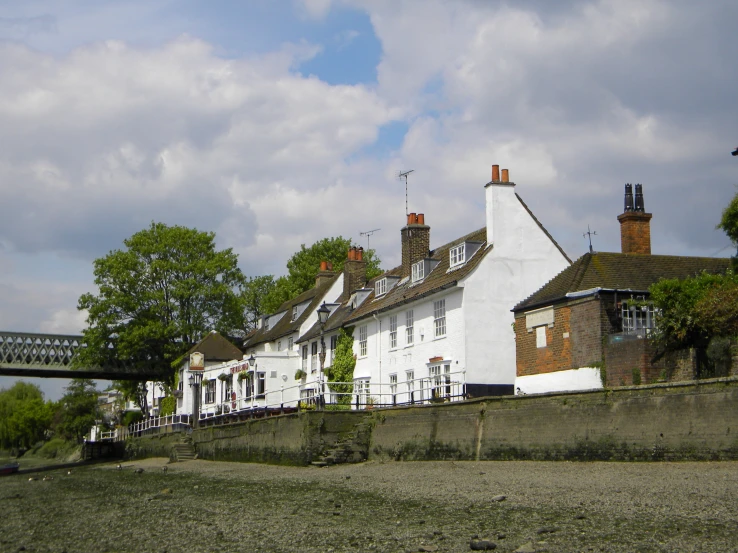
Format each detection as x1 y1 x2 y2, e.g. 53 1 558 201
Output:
0 331 153 380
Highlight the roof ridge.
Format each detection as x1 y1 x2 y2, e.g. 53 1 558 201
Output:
515 193 572 263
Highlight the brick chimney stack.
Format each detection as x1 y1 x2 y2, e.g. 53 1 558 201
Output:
343 246 367 297
401 213 430 277
617 183 652 255
315 260 334 287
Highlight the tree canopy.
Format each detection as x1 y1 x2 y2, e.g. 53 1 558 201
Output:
261 237 382 313
718 192 738 261
0 381 54 450
76 222 246 383
54 379 99 443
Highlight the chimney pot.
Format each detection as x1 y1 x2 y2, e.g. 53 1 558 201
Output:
326 261 333 271
501 169 509 183
348 248 356 261
617 184 652 255
408 212 416 225
320 260 327 271
417 213 425 225
492 165 500 182
357 247 363 261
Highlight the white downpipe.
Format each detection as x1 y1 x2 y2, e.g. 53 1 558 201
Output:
373 313 381 399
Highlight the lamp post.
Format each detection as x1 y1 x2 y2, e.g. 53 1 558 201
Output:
247 353 257 412
317 302 330 409
188 372 202 428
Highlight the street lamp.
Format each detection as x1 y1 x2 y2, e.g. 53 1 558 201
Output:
317 302 330 409
188 372 202 428
247 353 256 411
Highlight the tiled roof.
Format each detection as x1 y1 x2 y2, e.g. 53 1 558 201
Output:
186 332 243 362
514 252 731 312
243 274 340 348
344 227 491 323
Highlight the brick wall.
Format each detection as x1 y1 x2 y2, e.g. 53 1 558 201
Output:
515 306 572 376
401 221 430 277
570 298 604 367
617 212 652 254
344 259 367 297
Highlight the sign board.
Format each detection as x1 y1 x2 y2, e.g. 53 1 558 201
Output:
189 352 205 371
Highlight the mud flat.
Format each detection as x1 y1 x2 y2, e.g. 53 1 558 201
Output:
2 459 737 552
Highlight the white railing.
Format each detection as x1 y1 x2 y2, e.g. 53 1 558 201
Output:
196 370 467 419
127 413 192 436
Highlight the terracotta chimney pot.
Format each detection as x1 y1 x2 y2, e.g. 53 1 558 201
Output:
492 165 500 183
501 169 509 183
357 247 363 261
417 213 425 225
320 260 327 271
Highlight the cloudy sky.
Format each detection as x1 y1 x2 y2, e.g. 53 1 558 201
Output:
1 0 737 399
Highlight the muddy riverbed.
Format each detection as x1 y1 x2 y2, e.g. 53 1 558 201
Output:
1 459 737 552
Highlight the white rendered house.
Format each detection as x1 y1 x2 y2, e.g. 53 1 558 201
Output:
343 165 571 404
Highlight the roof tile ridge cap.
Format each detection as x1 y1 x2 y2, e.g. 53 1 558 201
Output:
514 192 572 264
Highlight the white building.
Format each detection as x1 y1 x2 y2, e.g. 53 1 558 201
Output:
342 165 571 405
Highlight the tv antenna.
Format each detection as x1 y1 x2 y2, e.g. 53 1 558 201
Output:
359 228 381 250
398 169 415 216
583 225 597 253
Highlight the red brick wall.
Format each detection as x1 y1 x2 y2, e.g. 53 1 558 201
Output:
617 212 652 255
515 306 572 377
569 298 604 368
401 223 430 277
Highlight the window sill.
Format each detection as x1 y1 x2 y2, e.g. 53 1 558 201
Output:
404 343 414 349
432 335 447 341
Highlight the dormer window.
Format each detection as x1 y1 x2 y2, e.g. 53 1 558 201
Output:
450 244 465 267
291 306 298 321
375 278 387 296
411 260 425 283
263 317 270 331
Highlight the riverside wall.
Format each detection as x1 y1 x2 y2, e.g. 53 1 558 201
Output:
126 377 738 464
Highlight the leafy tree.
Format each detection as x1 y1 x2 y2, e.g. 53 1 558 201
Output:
718 192 738 261
0 382 54 450
262 237 382 312
325 328 356 405
242 275 277 329
54 379 99 443
76 222 247 387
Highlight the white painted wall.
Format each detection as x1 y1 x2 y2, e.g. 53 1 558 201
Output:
515 367 603 395
461 183 570 386
352 288 466 403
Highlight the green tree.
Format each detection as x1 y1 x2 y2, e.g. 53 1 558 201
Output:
0 382 54 450
262 237 382 312
54 379 99 443
718 192 738 262
242 275 277 330
76 222 247 388
325 328 356 405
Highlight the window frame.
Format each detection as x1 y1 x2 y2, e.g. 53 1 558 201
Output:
411 260 425 283
405 310 414 346
389 314 397 349
359 325 368 357
449 243 466 268
291 306 298 321
375 278 387 297
433 298 446 338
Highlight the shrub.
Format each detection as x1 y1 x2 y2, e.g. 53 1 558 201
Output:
37 438 72 459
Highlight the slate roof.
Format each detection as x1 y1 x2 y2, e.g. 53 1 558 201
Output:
342 227 491 324
514 252 731 312
243 274 340 348
185 332 243 362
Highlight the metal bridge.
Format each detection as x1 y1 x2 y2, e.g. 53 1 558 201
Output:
0 331 154 380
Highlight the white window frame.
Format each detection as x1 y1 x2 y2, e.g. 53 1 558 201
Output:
389 315 397 349
433 298 446 338
449 244 466 267
375 278 387 296
359 325 368 357
264 316 270 331
405 310 414 345
411 260 425 283
355 378 370 406
329 335 337 366
288 337 293 351
389 374 397 398
622 301 657 334
430 363 452 398
204 380 216 404
311 341 318 372
301 345 308 371
291 306 298 321
277 340 282 352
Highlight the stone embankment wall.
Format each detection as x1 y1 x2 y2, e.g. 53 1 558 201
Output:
126 377 738 464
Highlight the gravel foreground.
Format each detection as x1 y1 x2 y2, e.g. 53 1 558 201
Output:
1 459 737 553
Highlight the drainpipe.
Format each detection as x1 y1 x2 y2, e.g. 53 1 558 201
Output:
373 313 381 403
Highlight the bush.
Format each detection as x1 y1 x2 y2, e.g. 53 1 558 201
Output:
122 411 144 427
37 438 72 459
